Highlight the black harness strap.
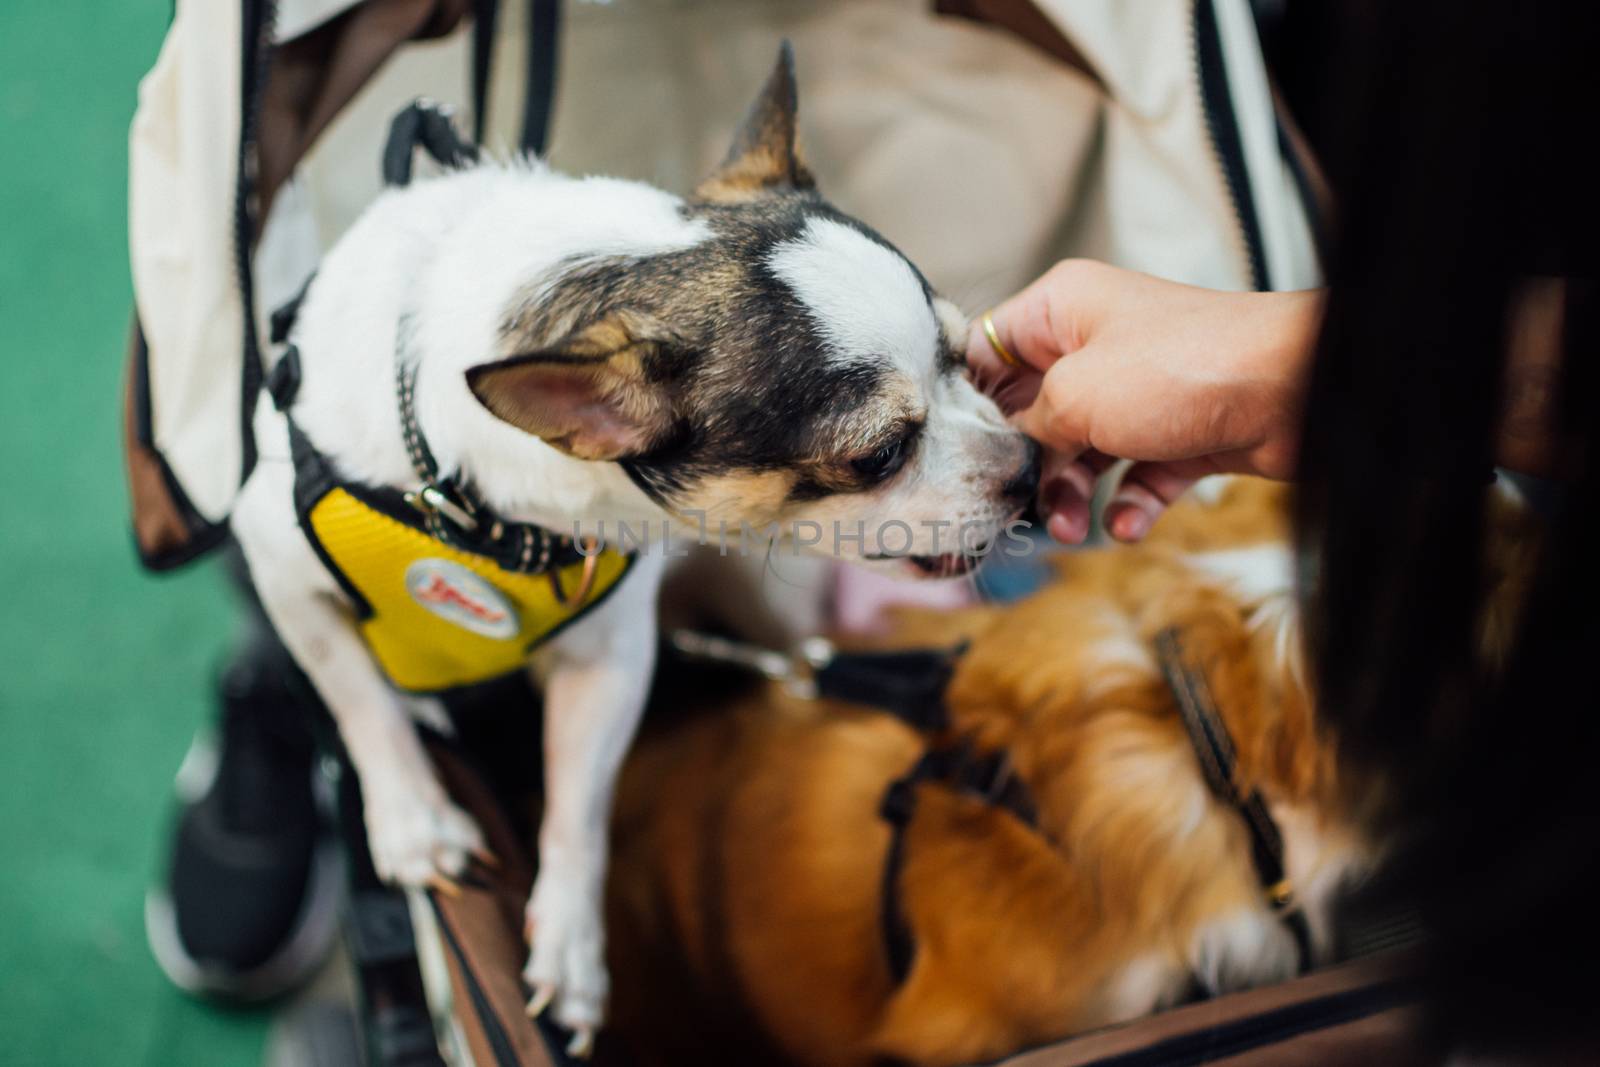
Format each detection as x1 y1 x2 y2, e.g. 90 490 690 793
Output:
382 100 480 187
824 641 979 983
264 271 312 413
878 740 1038 985
1155 627 1314 973
664 630 1024 984
667 617 1317 989
813 644 965 733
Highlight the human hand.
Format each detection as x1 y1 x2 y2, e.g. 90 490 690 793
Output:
968 260 1321 543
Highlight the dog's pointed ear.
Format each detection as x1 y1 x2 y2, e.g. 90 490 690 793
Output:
466 311 677 462
692 41 815 204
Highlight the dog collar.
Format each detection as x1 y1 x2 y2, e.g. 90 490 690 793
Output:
392 339 604 595
377 98 599 589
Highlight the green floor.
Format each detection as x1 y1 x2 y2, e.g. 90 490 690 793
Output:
0 4 268 1064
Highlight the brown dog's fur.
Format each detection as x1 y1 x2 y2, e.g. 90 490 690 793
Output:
600 478 1533 1067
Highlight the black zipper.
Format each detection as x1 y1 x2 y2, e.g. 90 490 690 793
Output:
1192 0 1270 291
234 0 278 492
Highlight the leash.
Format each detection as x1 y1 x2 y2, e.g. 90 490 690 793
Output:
1155 627 1314 973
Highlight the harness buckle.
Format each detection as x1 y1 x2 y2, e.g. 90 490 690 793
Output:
405 484 479 532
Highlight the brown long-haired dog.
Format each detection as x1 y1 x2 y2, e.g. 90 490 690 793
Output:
599 478 1532 1067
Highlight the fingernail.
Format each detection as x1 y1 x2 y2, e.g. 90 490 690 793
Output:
1048 510 1087 544
1110 506 1151 542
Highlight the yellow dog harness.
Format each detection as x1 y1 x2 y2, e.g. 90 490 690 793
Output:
299 481 633 693
266 114 636 695
275 351 635 695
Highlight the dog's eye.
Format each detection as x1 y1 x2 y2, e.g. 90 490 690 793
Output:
851 438 909 484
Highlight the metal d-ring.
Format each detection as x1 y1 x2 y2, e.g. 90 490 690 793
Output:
549 538 601 609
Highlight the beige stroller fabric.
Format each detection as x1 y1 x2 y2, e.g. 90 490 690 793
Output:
542 0 1317 307
126 0 475 560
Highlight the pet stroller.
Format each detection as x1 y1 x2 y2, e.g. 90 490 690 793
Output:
125 2 1417 1064
292 631 1426 1067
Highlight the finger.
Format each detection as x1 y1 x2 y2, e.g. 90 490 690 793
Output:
1037 451 1097 544
980 259 1113 378
965 321 1013 381
1042 494 1089 545
1104 459 1215 542
966 321 1041 415
973 260 1114 416
972 297 1056 377
1042 451 1117 543
1078 448 1118 477
986 365 1044 416
1014 358 1085 454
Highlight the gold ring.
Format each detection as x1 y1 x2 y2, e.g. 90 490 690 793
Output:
982 312 1025 371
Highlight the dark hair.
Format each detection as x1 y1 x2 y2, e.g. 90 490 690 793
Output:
1290 0 1598 1053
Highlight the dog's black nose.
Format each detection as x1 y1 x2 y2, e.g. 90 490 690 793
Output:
1001 439 1042 505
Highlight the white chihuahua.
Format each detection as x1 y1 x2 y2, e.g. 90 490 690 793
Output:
232 46 1035 1053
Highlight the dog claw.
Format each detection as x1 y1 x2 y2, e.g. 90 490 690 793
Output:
525 983 555 1019
426 874 462 899
567 1026 595 1059
472 846 502 870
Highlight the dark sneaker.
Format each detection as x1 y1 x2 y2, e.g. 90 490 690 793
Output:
145 639 342 1002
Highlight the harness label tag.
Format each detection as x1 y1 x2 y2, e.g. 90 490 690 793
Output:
405 559 521 640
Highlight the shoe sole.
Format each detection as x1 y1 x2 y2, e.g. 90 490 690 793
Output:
149 734 345 1002
145 833 344 1004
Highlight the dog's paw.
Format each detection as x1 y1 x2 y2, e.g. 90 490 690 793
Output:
363 785 485 888
522 873 608 1056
